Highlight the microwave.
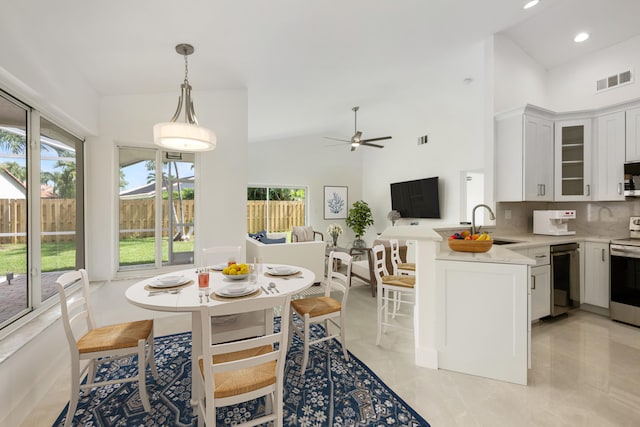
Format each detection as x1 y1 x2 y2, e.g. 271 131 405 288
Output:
624 163 640 196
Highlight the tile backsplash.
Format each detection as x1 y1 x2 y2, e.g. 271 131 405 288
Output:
496 200 640 238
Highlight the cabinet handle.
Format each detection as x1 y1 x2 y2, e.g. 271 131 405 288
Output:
541 184 545 196
531 275 536 290
602 248 605 262
586 184 591 196
618 182 623 195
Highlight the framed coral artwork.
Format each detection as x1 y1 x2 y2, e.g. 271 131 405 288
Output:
324 186 348 219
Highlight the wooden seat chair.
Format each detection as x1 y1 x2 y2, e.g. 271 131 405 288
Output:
389 239 417 316
196 293 292 427
390 239 416 276
289 250 352 374
56 269 158 427
371 245 416 346
291 225 324 242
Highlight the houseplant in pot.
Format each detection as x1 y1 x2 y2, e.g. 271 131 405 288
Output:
346 200 374 248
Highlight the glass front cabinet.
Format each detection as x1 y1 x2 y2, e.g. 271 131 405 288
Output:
554 119 592 201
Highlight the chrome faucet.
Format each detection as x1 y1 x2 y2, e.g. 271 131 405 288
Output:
471 204 496 235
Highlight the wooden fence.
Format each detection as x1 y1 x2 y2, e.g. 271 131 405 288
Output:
246 200 306 233
0 198 305 243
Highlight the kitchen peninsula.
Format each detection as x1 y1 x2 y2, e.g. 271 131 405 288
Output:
380 226 535 385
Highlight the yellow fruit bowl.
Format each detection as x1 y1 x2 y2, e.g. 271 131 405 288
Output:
222 272 249 280
448 239 493 253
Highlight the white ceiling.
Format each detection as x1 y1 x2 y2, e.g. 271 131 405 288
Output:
2 0 639 142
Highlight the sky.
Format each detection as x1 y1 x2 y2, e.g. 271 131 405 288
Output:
121 160 194 192
0 125 193 192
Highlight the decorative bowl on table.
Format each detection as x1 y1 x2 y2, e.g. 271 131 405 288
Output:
221 263 250 280
448 236 493 253
221 273 249 280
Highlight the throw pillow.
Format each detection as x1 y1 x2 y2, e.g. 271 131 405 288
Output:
292 226 314 242
261 237 286 244
249 230 266 240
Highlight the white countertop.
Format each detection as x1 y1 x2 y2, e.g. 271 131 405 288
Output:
487 233 619 249
436 244 536 265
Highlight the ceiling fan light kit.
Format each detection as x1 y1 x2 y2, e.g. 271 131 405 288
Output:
153 43 217 152
325 106 391 151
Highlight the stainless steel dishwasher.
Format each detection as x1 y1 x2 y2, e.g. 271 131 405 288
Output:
550 243 580 317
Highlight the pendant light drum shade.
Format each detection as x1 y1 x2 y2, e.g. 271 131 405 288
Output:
153 122 216 152
154 43 216 152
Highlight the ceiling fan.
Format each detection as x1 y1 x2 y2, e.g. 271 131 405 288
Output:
324 106 392 151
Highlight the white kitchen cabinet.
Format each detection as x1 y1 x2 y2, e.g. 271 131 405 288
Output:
626 106 640 162
436 259 529 385
513 246 550 321
530 265 551 320
595 111 625 200
555 119 592 201
495 106 554 202
583 242 610 309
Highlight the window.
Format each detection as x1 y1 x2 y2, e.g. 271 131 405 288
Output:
247 186 307 234
0 90 84 329
118 148 195 270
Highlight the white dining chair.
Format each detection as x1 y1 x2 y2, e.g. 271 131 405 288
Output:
202 245 243 266
289 250 352 374
371 245 416 346
195 293 291 427
56 269 158 427
390 239 416 276
388 239 416 316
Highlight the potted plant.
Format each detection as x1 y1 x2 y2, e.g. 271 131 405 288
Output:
346 200 374 248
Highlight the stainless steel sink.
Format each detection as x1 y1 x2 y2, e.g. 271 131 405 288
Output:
492 239 521 245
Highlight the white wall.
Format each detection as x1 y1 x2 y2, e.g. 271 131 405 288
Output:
247 42 494 246
547 34 640 111
0 20 98 136
493 34 548 114
247 134 363 245
361 42 490 242
89 90 248 281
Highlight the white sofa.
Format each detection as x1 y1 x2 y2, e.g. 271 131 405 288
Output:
245 234 326 284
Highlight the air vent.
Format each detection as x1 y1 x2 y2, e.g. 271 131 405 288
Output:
596 69 634 92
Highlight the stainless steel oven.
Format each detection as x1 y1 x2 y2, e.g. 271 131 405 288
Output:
610 242 640 326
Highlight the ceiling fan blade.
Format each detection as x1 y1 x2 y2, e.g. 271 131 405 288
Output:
361 136 392 143
323 137 351 143
361 142 385 148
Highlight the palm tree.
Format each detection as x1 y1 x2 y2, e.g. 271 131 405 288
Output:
0 161 27 181
0 129 26 154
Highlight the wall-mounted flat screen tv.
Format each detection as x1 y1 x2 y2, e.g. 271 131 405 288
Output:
390 176 441 219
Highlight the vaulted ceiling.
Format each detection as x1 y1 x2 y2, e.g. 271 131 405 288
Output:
2 0 639 142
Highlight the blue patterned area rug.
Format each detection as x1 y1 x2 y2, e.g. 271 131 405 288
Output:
54 318 430 426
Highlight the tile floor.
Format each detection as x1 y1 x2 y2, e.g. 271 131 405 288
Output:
21 278 640 426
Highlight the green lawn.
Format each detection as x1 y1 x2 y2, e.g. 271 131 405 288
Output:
0 238 195 273
119 237 194 266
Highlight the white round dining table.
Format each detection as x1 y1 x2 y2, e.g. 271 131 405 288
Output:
125 264 315 405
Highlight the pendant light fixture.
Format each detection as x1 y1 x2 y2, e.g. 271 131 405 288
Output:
153 43 216 152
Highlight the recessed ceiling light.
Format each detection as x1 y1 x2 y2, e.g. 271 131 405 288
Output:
574 32 590 43
523 0 539 9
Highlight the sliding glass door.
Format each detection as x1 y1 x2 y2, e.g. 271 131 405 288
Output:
118 148 195 270
39 117 84 302
0 94 29 325
0 91 84 329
